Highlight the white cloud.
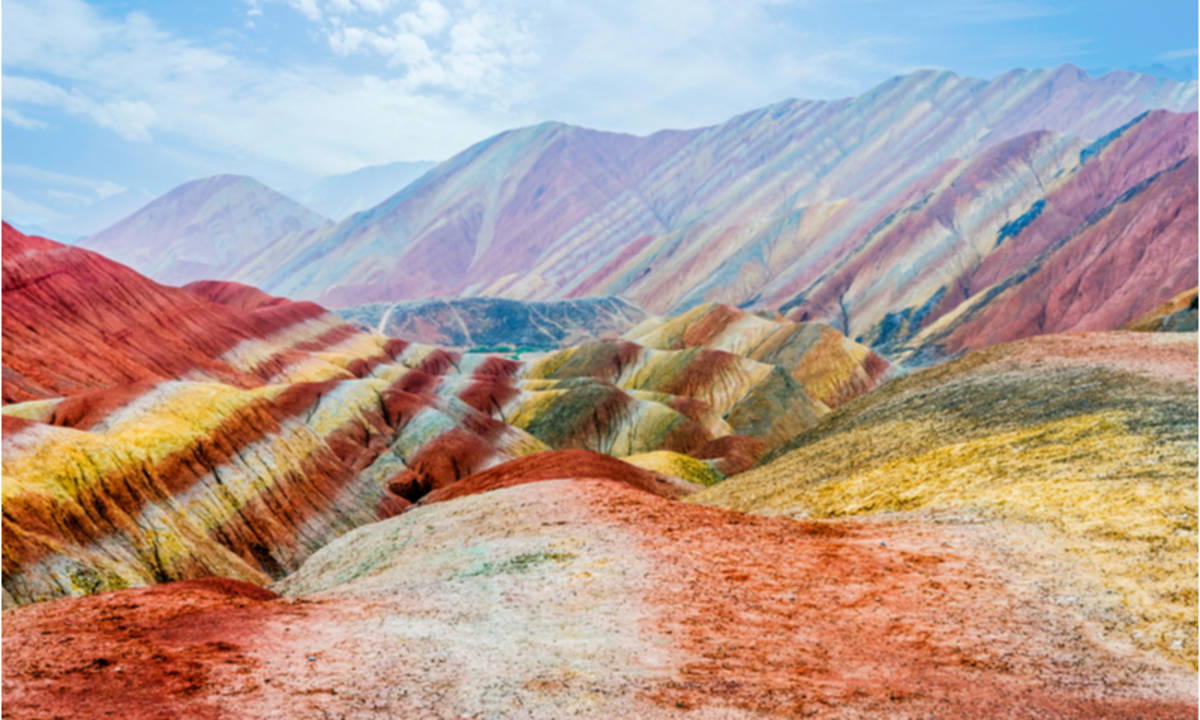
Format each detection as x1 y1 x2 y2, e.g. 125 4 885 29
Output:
397 0 450 35
304 0 537 101
2 189 66 226
1158 47 1199 61
1 0 529 176
4 164 128 201
289 0 322 21
4 76 157 141
2 106 47 129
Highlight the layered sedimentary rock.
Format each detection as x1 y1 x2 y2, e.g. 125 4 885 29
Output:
4 479 1195 718
2 227 882 604
627 303 889 408
207 67 1196 364
1 355 549 605
694 331 1199 668
874 112 1198 361
1 227 543 603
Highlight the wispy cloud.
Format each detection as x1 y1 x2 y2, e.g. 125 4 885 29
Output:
2 0 529 175
5 76 158 141
5 164 127 200
904 0 1067 23
1157 47 1199 61
2 106 47 129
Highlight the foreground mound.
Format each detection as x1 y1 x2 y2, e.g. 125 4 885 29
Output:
5 479 1194 719
694 331 1198 667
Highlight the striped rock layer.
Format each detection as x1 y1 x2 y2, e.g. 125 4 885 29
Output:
2 226 884 604
216 67 1195 361
4 479 1195 718
693 330 1199 668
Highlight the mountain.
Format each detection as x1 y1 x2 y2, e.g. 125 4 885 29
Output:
291 160 438 221
4 225 1195 715
81 175 330 286
1 226 881 605
1 224 541 603
694 330 1198 668
225 66 1196 362
854 110 1197 362
337 296 645 349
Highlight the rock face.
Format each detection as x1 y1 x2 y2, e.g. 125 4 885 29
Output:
218 67 1195 362
1 226 546 603
4 479 1196 718
694 330 1199 668
337 296 645 349
2 223 360 403
2 226 881 605
880 111 1198 362
81 175 329 286
1124 288 1199 332
627 303 889 408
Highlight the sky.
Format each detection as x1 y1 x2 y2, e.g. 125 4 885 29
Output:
2 0 1197 238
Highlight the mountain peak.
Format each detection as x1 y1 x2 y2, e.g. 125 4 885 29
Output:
81 175 329 286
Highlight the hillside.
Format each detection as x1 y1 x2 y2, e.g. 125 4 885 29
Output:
5 477 1195 718
693 331 1198 668
1 227 881 605
221 67 1196 364
81 175 329 286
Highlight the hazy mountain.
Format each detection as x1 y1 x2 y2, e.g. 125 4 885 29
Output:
291 160 438 221
81 175 330 286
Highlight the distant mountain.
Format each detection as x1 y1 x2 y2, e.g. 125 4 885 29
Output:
81 175 330 286
291 160 438 221
336 296 644 349
228 65 1196 362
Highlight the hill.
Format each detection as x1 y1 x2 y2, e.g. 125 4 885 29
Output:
81 175 329 286
693 330 1198 667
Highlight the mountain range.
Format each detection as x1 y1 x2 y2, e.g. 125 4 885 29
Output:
77 64 1197 365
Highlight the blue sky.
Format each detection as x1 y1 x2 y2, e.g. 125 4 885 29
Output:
3 0 1197 238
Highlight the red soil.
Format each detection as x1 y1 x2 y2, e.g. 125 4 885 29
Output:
586 483 1195 719
417 449 692 504
2 578 285 720
2 480 1193 719
183 280 290 311
0 223 356 403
